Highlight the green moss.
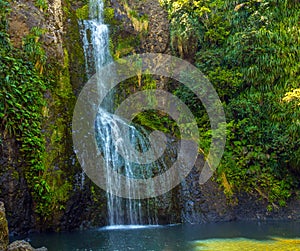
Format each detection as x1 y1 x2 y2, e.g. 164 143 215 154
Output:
57 49 73 98
128 9 139 19
76 5 89 20
113 35 140 59
103 7 114 23
63 1 87 89
40 0 85 218
62 6 71 16
42 44 76 214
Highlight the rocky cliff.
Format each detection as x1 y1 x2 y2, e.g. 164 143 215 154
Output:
1 0 105 234
1 0 299 236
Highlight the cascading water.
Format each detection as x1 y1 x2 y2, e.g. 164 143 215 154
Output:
79 0 160 226
95 110 161 225
80 0 111 80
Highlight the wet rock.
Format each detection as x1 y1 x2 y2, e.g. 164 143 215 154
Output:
0 202 47 251
110 0 170 54
6 241 34 251
0 141 35 235
0 201 9 251
8 0 64 63
35 247 47 251
6 240 47 251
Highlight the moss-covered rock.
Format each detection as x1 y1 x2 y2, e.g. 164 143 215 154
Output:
0 202 9 251
1 0 104 234
106 0 170 55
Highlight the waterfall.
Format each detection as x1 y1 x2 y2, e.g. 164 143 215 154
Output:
79 0 159 226
80 0 111 80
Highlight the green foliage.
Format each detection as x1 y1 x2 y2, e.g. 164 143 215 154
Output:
0 0 11 51
76 5 89 20
0 2 62 217
103 7 116 24
114 73 179 136
159 0 210 58
0 53 51 215
164 0 300 208
22 27 47 74
111 35 140 59
128 10 148 22
133 111 178 135
122 2 148 33
34 0 48 11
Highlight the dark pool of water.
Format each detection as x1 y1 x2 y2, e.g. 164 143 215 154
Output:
11 221 300 251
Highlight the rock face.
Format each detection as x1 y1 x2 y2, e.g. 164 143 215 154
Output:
1 0 66 234
0 202 9 251
118 0 170 53
8 0 64 63
1 0 105 234
108 0 170 54
8 0 64 61
0 202 47 251
0 136 35 233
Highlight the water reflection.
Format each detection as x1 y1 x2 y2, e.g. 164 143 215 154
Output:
12 221 300 251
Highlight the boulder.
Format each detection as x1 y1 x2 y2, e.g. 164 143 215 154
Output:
6 241 34 251
6 240 47 251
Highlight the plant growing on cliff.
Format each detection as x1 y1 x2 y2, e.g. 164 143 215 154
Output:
0 0 10 51
76 5 89 20
0 2 53 217
34 0 48 12
22 27 47 74
0 53 52 216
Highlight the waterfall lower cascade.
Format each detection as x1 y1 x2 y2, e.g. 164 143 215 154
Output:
80 0 160 226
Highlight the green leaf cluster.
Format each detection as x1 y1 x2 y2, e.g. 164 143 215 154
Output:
76 4 89 20
0 1 52 216
34 0 48 12
162 0 300 208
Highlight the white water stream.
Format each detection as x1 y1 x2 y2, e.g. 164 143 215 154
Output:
79 0 159 225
